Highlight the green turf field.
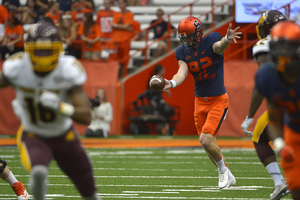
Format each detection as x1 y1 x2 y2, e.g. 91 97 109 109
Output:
0 146 292 200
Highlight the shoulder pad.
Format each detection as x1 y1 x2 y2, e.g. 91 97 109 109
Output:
59 56 87 86
3 52 28 80
252 36 271 57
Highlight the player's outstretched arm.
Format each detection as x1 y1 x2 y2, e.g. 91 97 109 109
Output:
68 86 92 125
164 60 188 90
0 72 11 88
241 87 264 135
213 23 242 55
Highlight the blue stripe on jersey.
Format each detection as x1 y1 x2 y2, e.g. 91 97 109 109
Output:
175 32 226 97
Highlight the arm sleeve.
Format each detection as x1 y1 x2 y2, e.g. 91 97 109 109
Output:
77 24 83 35
17 25 24 35
255 67 270 99
95 25 101 37
175 46 185 61
209 32 223 46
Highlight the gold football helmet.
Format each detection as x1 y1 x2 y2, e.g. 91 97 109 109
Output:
25 22 63 73
255 10 286 40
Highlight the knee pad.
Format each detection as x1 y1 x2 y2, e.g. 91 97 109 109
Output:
0 158 7 174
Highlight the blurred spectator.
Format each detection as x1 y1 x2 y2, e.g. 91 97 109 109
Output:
0 15 24 59
20 0 38 24
78 12 101 60
110 0 118 6
150 8 176 58
96 0 116 60
57 0 72 14
45 1 60 26
60 16 82 58
0 5 9 48
35 0 49 21
71 1 93 27
112 0 134 78
127 0 140 6
72 0 94 10
2 0 20 7
96 0 115 41
85 88 113 138
42 15 54 24
140 0 148 6
2 0 20 14
85 0 95 10
131 20 141 41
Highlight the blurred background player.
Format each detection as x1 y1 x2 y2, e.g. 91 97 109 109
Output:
255 20 300 200
0 158 29 199
241 10 289 200
159 16 241 189
0 22 101 200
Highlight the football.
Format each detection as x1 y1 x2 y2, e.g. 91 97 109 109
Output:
149 75 165 92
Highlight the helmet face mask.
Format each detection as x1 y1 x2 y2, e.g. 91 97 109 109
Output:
179 32 199 48
25 22 63 74
178 16 203 50
269 21 300 84
270 40 300 73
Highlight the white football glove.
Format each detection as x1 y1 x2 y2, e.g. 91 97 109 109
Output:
39 91 61 112
241 116 253 136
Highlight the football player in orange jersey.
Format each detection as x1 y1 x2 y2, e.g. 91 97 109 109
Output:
241 10 289 200
255 20 300 200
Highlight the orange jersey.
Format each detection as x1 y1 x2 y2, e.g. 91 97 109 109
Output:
96 9 115 39
78 23 101 51
0 5 9 24
71 8 93 26
131 20 141 40
5 25 24 48
45 12 61 26
112 11 134 42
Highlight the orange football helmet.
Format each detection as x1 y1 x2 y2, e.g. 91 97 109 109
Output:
269 21 300 73
178 16 203 49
